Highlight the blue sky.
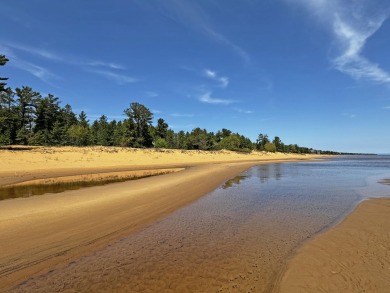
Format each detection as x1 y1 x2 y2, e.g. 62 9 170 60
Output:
1 0 390 153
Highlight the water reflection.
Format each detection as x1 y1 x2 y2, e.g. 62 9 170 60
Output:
0 181 107 200
0 173 165 201
223 164 284 189
253 163 283 183
222 175 248 189
379 178 390 185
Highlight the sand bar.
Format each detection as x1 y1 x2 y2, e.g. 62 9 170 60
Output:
0 146 320 290
275 197 390 293
0 146 313 186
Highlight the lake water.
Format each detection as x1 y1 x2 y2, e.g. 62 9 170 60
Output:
9 156 390 293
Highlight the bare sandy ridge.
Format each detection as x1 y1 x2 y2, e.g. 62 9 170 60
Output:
0 146 320 291
276 198 390 293
0 146 307 186
1 168 185 188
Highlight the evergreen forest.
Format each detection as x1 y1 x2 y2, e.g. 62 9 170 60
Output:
0 55 340 154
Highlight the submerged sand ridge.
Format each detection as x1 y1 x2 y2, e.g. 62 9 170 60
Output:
0 146 322 291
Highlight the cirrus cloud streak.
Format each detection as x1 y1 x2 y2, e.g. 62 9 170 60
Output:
289 0 390 85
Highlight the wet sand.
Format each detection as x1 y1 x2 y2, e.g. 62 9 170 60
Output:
0 146 320 291
276 198 390 293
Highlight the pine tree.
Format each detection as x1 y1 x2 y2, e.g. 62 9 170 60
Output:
0 55 9 92
155 118 168 139
0 87 17 144
15 87 40 144
32 94 60 144
124 102 153 147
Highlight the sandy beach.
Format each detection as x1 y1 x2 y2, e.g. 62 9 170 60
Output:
1 147 389 292
276 197 390 293
0 146 311 186
0 146 319 291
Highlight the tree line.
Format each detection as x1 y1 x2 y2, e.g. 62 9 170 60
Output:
0 54 341 154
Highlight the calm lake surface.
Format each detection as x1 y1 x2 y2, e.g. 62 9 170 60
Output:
10 156 390 293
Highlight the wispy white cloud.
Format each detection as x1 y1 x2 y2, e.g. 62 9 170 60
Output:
88 69 138 85
171 113 195 117
332 15 390 84
145 91 159 98
219 77 229 88
342 112 357 119
0 45 60 84
234 108 254 114
87 61 125 70
2 42 134 84
19 61 60 84
198 92 236 105
204 69 229 88
205 69 216 79
5 42 127 70
202 26 250 64
0 44 15 59
0 4 36 28
290 0 390 85
153 0 250 63
383 106 390 109
5 42 65 62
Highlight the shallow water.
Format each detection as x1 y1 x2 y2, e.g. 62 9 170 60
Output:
8 156 390 293
0 172 171 201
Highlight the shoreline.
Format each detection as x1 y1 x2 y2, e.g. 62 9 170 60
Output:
0 146 322 291
274 197 390 293
4 147 388 292
0 146 319 187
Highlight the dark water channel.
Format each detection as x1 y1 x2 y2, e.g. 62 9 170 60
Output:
8 156 390 293
0 174 163 201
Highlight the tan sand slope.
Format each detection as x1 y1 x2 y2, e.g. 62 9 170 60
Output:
276 198 390 293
